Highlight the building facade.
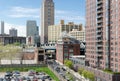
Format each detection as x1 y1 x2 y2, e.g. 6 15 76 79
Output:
86 0 120 72
9 28 17 37
56 33 80 64
70 55 85 66
26 20 38 37
26 20 39 45
69 29 85 42
0 35 26 45
1 21 4 34
48 20 82 43
35 48 46 64
41 0 54 44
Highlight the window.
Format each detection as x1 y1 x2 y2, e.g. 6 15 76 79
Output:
69 49 73 52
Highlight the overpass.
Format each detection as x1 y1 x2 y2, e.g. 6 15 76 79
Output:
40 44 56 59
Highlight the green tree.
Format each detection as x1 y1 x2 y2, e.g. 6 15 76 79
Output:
64 60 73 69
87 72 95 81
82 70 95 81
82 70 88 78
78 68 84 75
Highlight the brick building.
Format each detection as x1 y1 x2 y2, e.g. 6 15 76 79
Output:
56 32 80 64
85 0 120 81
86 0 120 72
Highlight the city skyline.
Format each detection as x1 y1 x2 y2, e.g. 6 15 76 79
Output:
0 0 85 36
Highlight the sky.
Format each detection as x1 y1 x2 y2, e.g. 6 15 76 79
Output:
0 0 85 36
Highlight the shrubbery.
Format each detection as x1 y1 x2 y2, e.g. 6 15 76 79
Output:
64 60 73 69
78 68 95 81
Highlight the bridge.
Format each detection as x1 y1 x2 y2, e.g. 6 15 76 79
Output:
40 44 56 59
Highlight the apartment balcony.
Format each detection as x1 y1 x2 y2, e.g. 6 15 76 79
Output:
97 49 103 54
97 0 103 2
97 29 102 32
97 24 103 28
97 49 103 52
97 10 103 14
97 44 103 47
97 19 103 23
96 39 103 42
97 5 103 10
97 32 102 37
96 29 102 33
97 51 103 55
97 14 103 19
96 29 102 35
97 0 103 5
97 22 103 25
97 27 102 30
97 54 103 59
96 35 102 38
97 25 102 28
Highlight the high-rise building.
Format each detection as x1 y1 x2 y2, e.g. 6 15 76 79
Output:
9 28 17 37
26 20 39 45
26 20 38 37
41 0 54 44
48 20 82 43
86 0 120 72
1 21 4 34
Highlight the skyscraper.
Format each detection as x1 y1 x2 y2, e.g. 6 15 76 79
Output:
86 0 120 72
41 0 54 44
9 28 17 37
1 21 4 34
26 20 39 45
26 20 38 37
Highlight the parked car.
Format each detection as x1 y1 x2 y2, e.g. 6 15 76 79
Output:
5 71 13 76
40 77 45 81
4 74 12 80
13 71 20 74
12 77 20 81
28 70 36 76
32 76 38 81
13 73 21 78
0 78 3 81
25 77 31 81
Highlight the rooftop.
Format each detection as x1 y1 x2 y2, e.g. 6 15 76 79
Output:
57 31 80 44
70 55 85 58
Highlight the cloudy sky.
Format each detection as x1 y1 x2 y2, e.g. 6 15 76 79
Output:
0 0 85 36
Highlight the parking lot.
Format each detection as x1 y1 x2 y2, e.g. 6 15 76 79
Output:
0 71 54 81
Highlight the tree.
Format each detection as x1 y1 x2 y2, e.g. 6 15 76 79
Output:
82 70 95 81
64 60 73 69
78 68 84 75
87 72 95 81
82 70 88 79
0 44 22 64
